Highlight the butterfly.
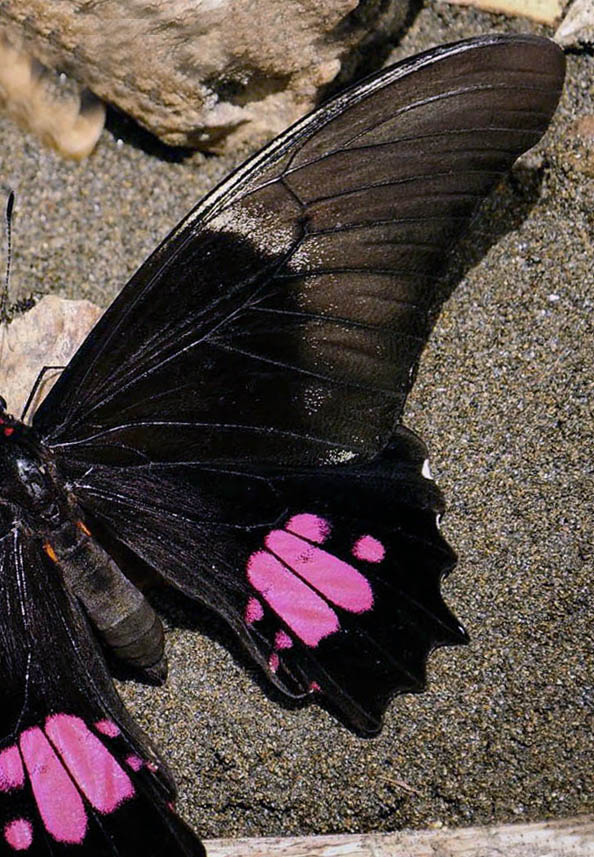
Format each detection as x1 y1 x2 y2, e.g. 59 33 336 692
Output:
0 33 564 856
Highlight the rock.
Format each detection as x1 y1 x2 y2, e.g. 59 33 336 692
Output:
563 115 594 177
555 0 594 46
0 35 105 160
0 0 409 153
0 296 102 419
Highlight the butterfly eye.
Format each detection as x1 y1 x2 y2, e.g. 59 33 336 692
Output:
0 396 6 413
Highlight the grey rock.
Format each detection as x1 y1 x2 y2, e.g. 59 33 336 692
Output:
555 0 594 46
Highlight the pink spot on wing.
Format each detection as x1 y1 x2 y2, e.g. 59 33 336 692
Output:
352 534 385 563
268 653 280 673
244 596 264 625
265 530 373 613
45 715 134 815
285 514 330 544
248 550 339 646
274 630 293 650
146 761 158 773
94 720 120 738
19 726 87 844
125 755 143 772
309 682 321 693
0 746 24 791
4 818 33 851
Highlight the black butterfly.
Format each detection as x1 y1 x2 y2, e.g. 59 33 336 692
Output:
0 34 564 856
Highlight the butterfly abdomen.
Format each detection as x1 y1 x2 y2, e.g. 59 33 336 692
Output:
43 518 167 682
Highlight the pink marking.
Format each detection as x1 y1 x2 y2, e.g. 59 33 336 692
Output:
94 720 120 738
265 530 373 613
352 534 385 563
285 514 330 544
0 746 24 791
125 755 143 772
19 726 87 844
244 596 264 625
3 427 14 437
248 550 339 646
146 761 158 773
45 715 134 815
274 630 293 650
268 653 280 673
4 819 33 851
309 682 321 693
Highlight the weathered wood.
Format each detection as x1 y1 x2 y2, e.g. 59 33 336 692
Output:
441 0 563 25
205 816 594 857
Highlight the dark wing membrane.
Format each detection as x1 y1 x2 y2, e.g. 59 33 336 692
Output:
67 427 466 735
33 35 565 468
0 524 205 856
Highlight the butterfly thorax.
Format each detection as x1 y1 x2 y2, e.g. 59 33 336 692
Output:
0 413 64 529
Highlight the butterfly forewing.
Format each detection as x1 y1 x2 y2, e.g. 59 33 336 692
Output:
33 35 565 468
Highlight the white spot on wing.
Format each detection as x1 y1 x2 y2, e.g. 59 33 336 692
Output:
422 459 433 480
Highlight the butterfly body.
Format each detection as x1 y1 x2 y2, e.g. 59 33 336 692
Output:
0 33 565 855
0 410 166 681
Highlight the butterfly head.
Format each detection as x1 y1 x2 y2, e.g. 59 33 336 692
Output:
0 402 20 440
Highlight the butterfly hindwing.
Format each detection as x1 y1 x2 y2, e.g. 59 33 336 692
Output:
0 524 205 856
244 450 466 732
65 427 464 734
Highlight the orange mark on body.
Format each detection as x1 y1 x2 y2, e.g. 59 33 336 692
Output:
76 520 91 536
43 542 58 563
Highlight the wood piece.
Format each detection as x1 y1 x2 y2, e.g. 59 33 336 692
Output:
205 816 594 857
441 0 563 24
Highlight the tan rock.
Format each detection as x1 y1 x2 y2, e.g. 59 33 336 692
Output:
0 0 408 152
0 36 105 159
0 296 103 419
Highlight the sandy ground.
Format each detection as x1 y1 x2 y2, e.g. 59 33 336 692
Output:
0 0 592 842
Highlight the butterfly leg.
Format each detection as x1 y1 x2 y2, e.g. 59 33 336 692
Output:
21 364 65 421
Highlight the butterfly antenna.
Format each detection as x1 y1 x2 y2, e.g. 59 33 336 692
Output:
1 190 15 326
